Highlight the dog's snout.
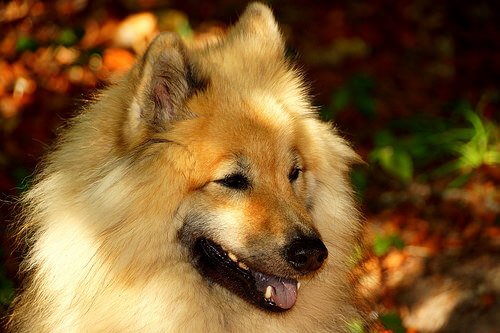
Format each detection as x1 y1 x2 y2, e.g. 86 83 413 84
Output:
285 237 328 273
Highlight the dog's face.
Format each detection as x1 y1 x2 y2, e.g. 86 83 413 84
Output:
175 95 328 311
120 3 356 313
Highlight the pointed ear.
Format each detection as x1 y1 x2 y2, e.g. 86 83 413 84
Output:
126 33 207 140
228 2 284 52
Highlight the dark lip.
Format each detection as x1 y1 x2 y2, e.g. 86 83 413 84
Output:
193 238 295 312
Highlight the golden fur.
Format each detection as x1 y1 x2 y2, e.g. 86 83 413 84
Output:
8 3 363 332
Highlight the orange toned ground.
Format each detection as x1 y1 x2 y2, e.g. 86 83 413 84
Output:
1 1 498 332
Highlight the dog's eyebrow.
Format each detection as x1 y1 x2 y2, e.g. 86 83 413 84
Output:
134 138 176 153
290 149 302 166
235 155 250 173
147 138 175 145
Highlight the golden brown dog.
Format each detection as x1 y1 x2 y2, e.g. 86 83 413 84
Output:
9 3 363 332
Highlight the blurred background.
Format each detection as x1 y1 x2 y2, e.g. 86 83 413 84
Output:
0 0 498 332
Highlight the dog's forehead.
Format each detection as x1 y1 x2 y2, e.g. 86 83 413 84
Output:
243 90 291 128
183 93 299 175
215 92 294 144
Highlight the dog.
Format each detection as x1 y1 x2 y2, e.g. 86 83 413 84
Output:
8 3 363 332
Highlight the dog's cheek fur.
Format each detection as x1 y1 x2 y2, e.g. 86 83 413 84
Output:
302 118 362 271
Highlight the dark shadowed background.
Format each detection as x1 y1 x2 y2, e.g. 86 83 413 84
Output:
0 1 498 332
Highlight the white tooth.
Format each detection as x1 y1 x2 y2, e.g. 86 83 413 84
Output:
264 286 272 299
297 281 301 290
228 252 238 262
238 262 249 270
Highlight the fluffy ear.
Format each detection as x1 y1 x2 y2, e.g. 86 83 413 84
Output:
126 33 207 139
227 2 284 53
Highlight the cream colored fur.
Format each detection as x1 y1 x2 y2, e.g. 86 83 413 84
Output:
8 3 363 332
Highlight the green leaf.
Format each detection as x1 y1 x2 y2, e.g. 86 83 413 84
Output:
325 73 377 119
354 93 376 118
374 130 395 147
16 36 38 52
332 87 350 112
380 312 405 333
0 262 14 306
323 87 350 120
13 167 32 193
391 235 405 249
58 28 79 46
351 168 368 201
350 74 376 118
431 159 462 177
371 146 413 183
484 149 500 165
346 319 365 333
177 21 193 38
448 173 472 188
373 234 405 256
0 277 14 306
373 235 392 256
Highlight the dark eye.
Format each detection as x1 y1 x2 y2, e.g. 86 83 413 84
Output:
288 167 301 182
216 173 250 190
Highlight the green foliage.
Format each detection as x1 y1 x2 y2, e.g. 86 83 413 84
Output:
323 74 376 119
332 87 350 114
433 109 499 177
0 249 14 307
177 20 193 38
373 234 405 256
351 167 368 200
327 83 498 186
346 319 365 333
13 166 31 193
16 36 38 52
158 10 193 39
0 267 14 307
370 145 413 184
380 312 405 333
349 75 376 118
369 104 498 185
57 28 80 47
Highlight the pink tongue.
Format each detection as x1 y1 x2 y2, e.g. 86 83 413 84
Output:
253 272 298 309
270 280 297 309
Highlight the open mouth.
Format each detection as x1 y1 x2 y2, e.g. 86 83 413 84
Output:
193 238 299 312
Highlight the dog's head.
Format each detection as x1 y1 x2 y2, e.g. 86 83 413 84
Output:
175 100 330 311
116 2 359 312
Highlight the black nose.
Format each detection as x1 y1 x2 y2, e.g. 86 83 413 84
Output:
285 237 328 273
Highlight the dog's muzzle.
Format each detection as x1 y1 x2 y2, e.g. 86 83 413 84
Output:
190 232 329 312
